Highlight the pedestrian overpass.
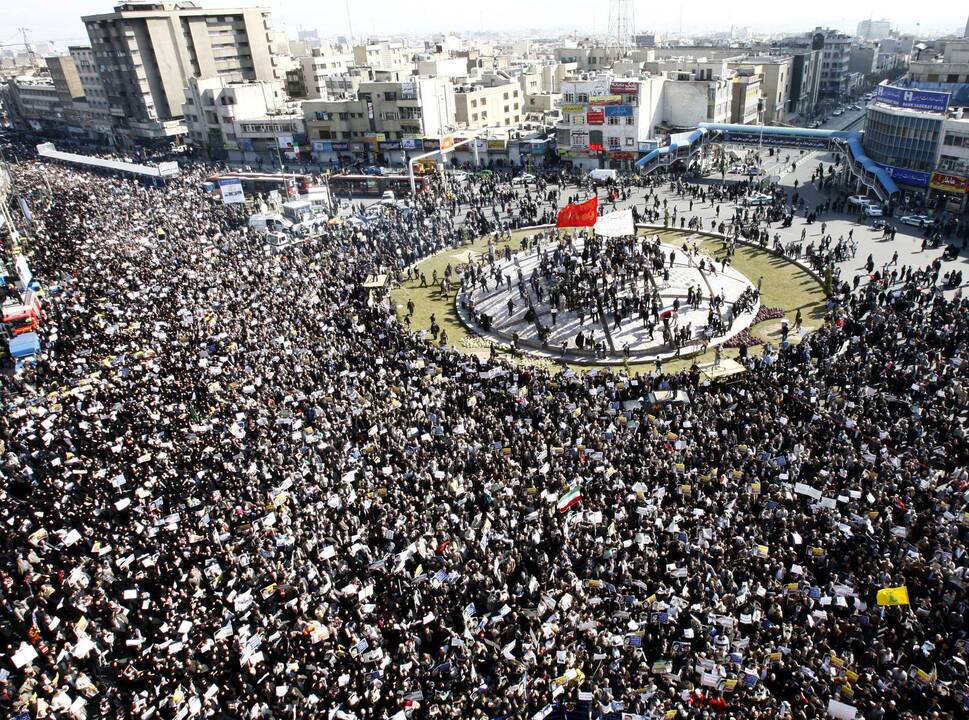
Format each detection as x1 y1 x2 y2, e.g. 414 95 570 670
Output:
634 123 899 205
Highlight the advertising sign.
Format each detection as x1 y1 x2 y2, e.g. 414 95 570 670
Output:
589 95 623 106
610 81 639 95
876 163 931 187
587 110 605 125
874 85 950 114
721 131 828 149
218 178 246 204
311 140 332 152
423 138 441 151
487 139 507 151
639 140 659 153
401 138 423 150
930 172 968 194
604 104 634 118
378 140 402 151
608 151 635 160
440 136 455 152
561 104 587 114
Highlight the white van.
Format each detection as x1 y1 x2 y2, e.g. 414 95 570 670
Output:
248 213 292 235
281 200 312 224
589 169 618 184
380 190 396 205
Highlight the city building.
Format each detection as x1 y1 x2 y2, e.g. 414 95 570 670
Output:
849 44 878 76
44 55 86 135
5 75 65 135
908 39 969 85
556 75 665 171
454 75 522 129
297 49 356 99
813 28 853 99
81 1 283 145
416 56 469 81
352 41 413 72
729 56 792 125
303 73 455 166
553 44 629 72
784 48 822 120
856 19 892 41
729 71 763 125
660 69 732 130
68 46 115 144
181 76 301 163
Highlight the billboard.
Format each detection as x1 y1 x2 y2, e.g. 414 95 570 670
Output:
440 136 455 151
874 84 950 114
218 178 245 204
876 163 931 187
378 140 402 151
401 138 423 150
487 139 507 150
720 131 828 149
930 172 967 194
587 110 605 125
311 140 332 152
589 95 623 106
604 104 634 117
561 104 586 114
610 81 639 95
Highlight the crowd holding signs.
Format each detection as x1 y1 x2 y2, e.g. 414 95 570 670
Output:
0 143 968 720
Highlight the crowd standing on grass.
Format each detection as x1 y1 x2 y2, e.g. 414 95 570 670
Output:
1 140 969 720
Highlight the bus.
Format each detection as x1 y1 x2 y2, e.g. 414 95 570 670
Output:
328 174 432 199
205 172 312 199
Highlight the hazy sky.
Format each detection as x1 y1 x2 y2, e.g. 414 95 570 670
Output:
3 0 965 50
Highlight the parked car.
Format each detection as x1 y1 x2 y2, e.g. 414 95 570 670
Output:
864 204 884 218
848 195 873 208
900 214 933 228
511 173 537 185
362 165 385 176
747 193 773 206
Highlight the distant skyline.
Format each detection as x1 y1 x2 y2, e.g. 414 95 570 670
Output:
2 0 965 52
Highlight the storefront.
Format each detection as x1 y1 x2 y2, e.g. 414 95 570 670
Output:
929 171 968 214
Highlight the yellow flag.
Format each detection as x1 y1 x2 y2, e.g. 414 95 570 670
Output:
876 585 910 606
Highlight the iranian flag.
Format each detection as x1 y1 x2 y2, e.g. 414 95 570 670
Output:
556 486 583 513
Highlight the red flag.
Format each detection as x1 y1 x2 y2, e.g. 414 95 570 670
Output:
556 196 598 227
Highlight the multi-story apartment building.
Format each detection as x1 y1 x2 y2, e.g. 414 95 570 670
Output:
730 56 792 125
298 49 356 99
182 75 302 163
771 37 823 120
556 74 665 171
68 46 115 142
454 75 522 129
81 1 282 144
814 28 853 99
5 75 65 135
303 73 455 165
352 41 413 72
45 56 86 132
730 71 763 125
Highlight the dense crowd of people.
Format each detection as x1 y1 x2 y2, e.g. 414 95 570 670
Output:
1 143 969 720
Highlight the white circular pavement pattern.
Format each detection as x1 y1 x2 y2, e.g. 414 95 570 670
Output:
458 233 760 364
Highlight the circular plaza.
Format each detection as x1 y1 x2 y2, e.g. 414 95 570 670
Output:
454 229 760 364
